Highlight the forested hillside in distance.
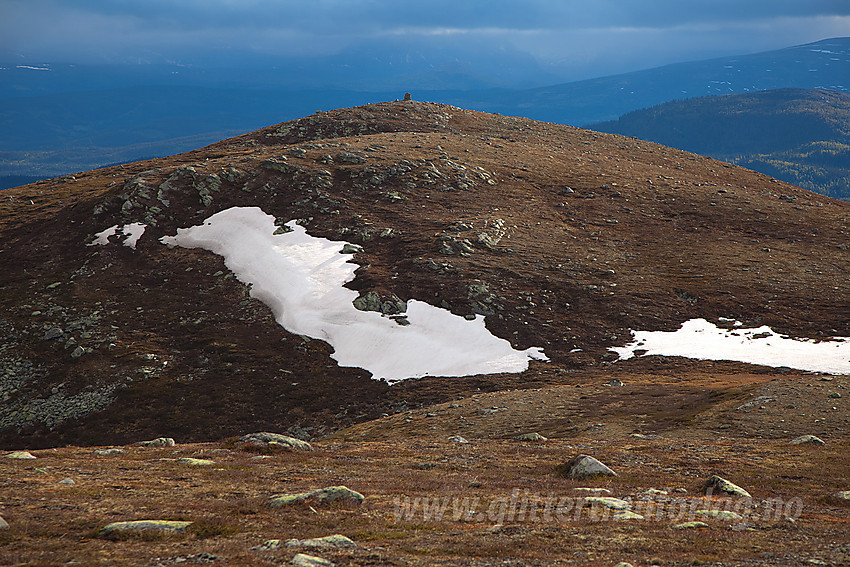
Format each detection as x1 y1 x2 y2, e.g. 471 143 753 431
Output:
590 88 850 201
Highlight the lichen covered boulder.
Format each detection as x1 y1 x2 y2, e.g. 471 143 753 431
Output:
239 432 313 452
269 486 364 508
556 455 618 479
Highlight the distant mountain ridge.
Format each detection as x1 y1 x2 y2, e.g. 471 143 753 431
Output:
589 88 850 201
453 37 850 126
2 37 848 188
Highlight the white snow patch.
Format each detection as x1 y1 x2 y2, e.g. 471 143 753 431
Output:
610 318 850 374
160 206 546 382
89 225 119 246
88 223 146 249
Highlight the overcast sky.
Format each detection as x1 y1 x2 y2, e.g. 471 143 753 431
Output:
2 0 849 81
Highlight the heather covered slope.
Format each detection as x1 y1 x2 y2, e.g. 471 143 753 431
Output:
0 100 849 449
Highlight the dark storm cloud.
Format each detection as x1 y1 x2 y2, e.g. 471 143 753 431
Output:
2 0 849 77
15 0 848 32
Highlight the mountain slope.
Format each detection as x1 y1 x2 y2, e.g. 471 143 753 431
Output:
1 101 849 449
590 88 850 201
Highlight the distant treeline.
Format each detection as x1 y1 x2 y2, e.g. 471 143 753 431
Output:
590 88 850 201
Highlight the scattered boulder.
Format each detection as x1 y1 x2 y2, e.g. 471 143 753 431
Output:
58 478 75 485
239 432 313 452
694 509 744 521
292 554 334 567
556 455 618 479
573 488 611 494
94 448 125 456
833 491 850 501
789 435 825 445
43 327 64 340
673 521 710 529
286 534 357 549
515 432 547 442
251 539 281 551
352 291 406 315
269 486 365 508
178 458 215 466
702 475 751 498
584 496 630 510
137 437 175 447
262 157 298 174
448 435 469 444
0 516 8 530
335 151 367 165
4 451 36 459
613 511 644 520
98 520 193 537
340 243 363 254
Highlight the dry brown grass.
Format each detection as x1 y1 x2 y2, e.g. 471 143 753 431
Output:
1 423 848 566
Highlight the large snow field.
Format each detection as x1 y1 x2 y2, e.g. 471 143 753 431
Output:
159 206 546 382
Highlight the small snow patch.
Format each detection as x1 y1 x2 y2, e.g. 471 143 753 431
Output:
611 318 850 374
88 223 146 249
